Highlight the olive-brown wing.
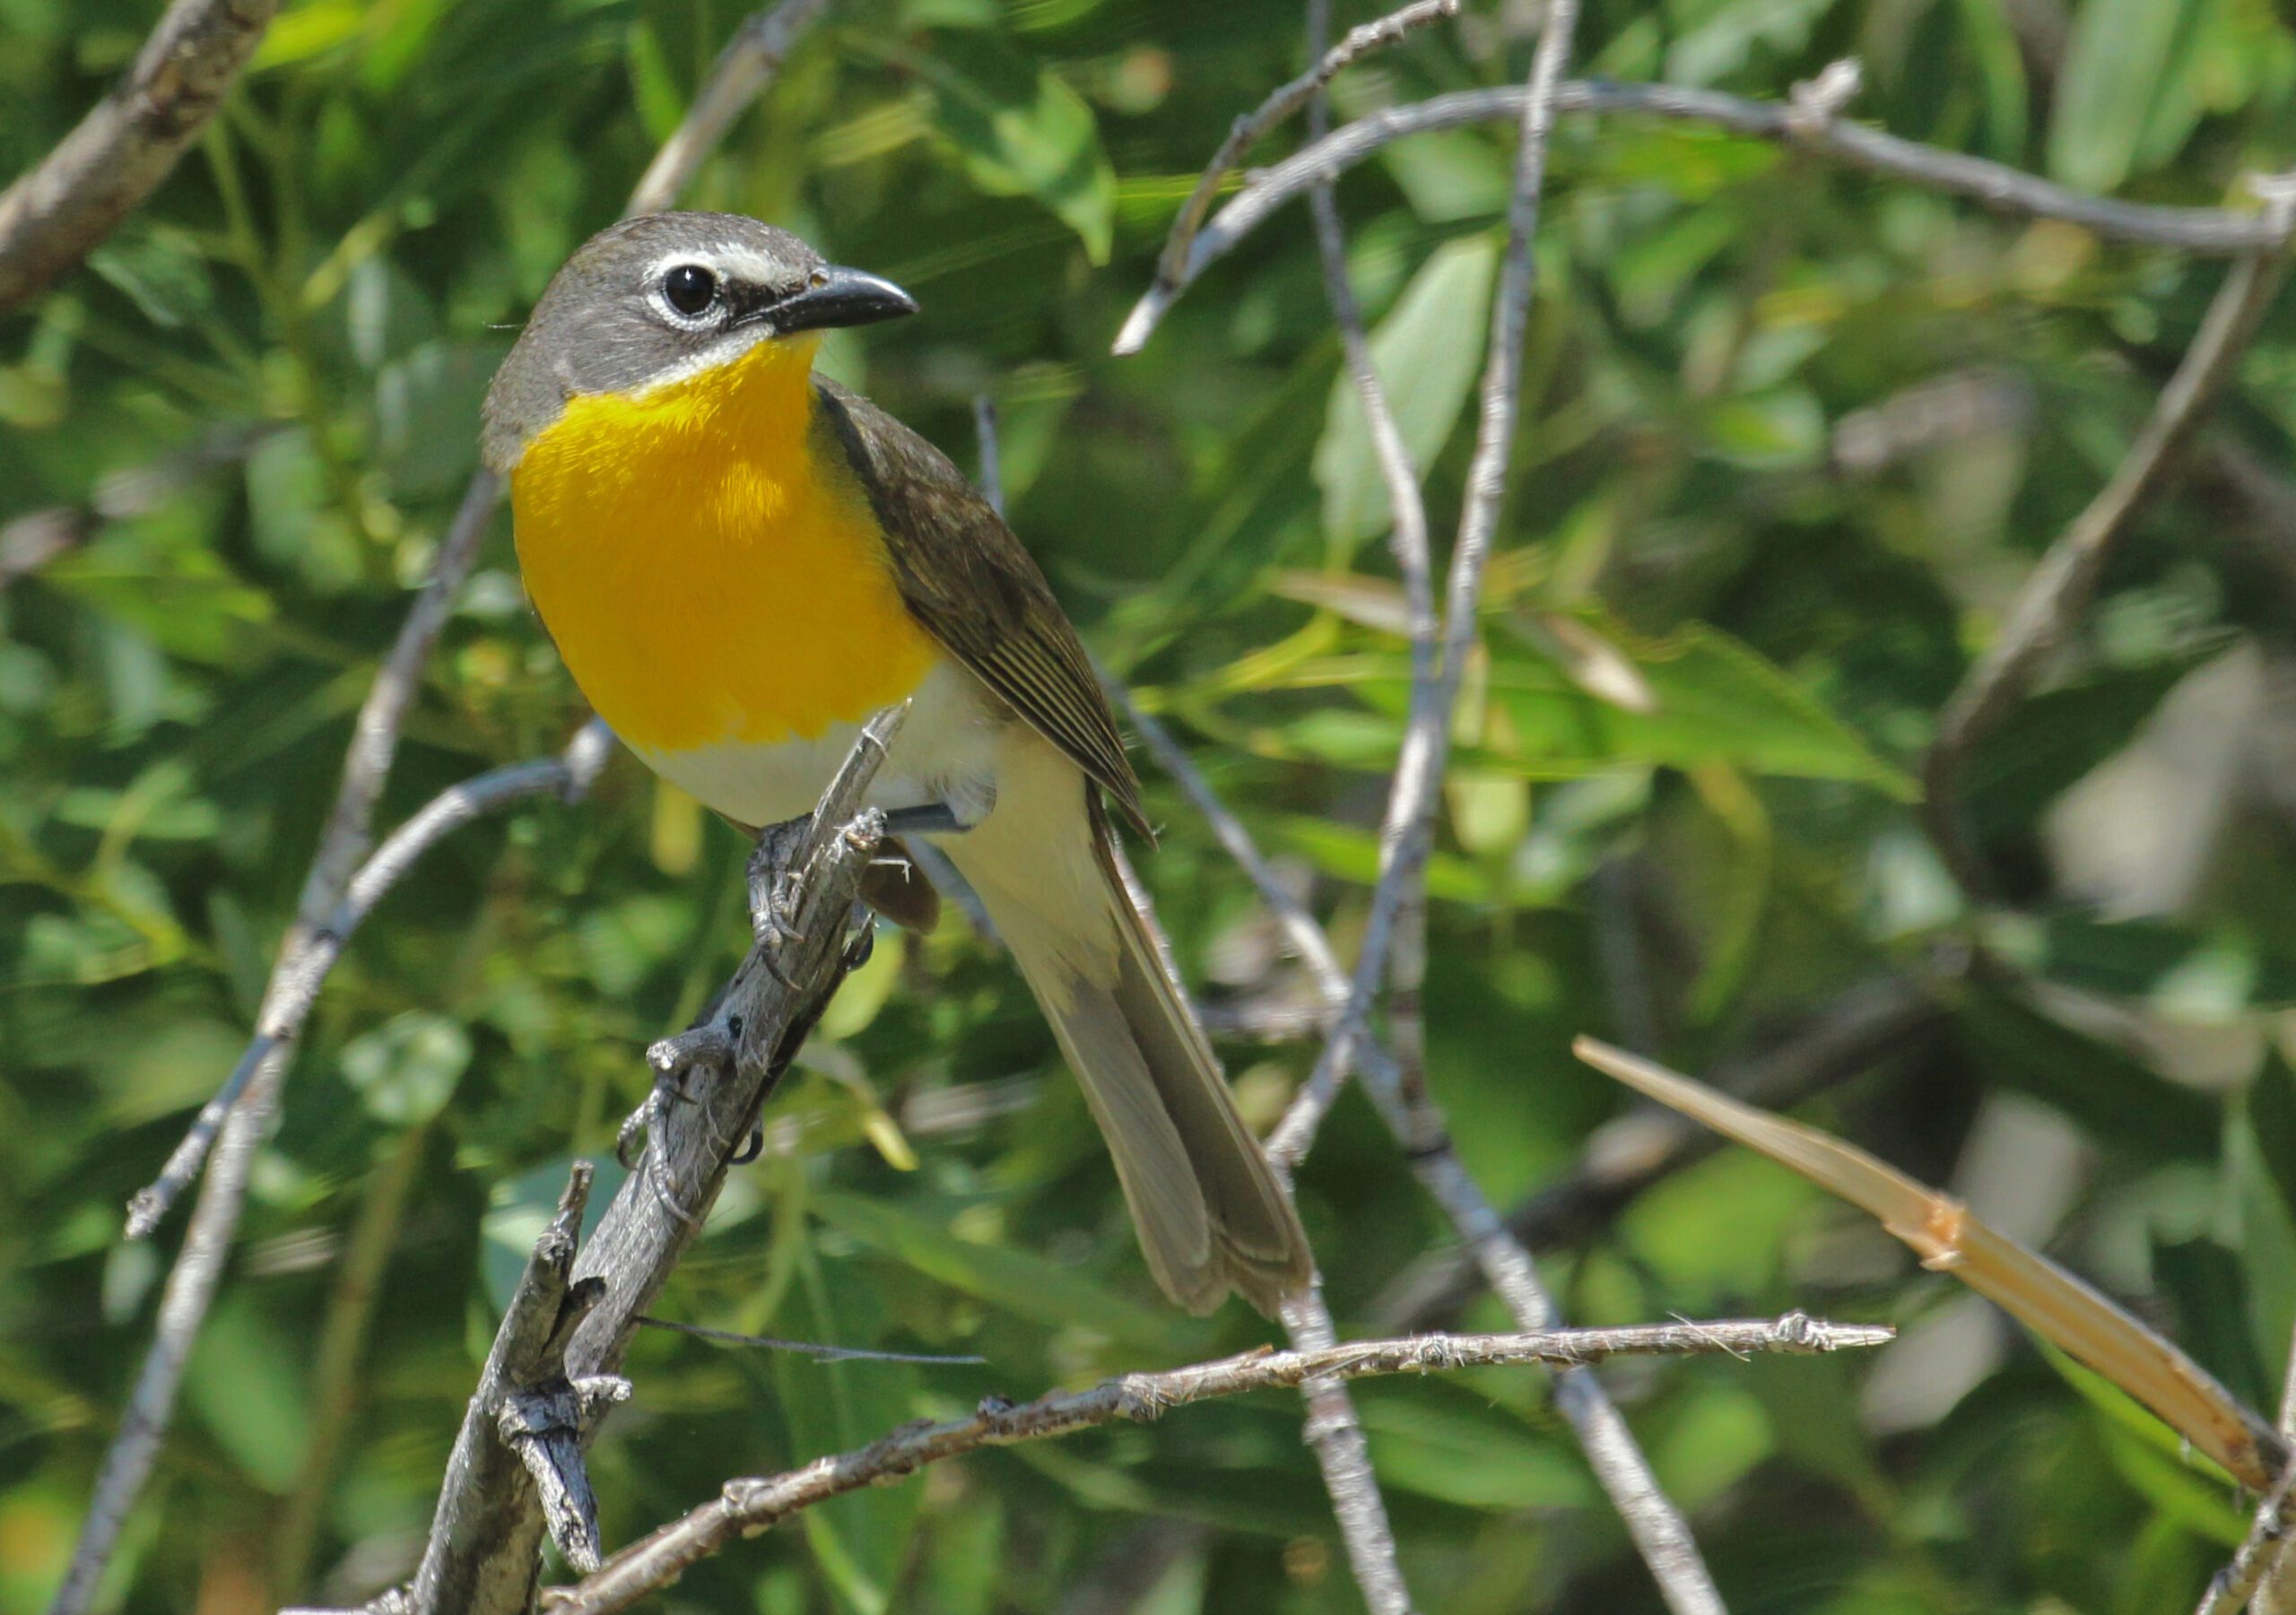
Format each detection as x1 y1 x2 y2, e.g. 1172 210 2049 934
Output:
811 378 1150 837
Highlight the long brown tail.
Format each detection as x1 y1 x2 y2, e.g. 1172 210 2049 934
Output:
944 764 1312 1315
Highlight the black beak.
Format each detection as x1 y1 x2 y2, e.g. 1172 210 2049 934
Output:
766 265 918 334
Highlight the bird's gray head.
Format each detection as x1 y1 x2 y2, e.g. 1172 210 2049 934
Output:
480 211 917 473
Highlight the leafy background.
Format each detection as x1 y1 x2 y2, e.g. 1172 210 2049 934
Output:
6 0 2296 1610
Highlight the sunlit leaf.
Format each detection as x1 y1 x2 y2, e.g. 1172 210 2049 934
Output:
1314 232 1499 548
918 36 1116 262
2047 0 2206 192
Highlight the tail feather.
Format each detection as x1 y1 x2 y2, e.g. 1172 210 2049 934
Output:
944 771 1312 1315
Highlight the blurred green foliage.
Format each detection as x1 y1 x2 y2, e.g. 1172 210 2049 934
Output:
8 0 2296 1611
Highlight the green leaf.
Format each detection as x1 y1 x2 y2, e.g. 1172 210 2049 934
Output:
1476 618 1911 793
1665 0 1841 86
778 1243 924 1615
1952 0 2033 160
1700 386 1826 469
1356 1381 1591 1508
812 1191 1193 1355
2047 0 2206 192
1950 986 2220 1160
339 1011 471 1127
2248 1048 2296 1232
1962 645 2225 841
918 36 1115 262
2152 1236 2271 1416
2045 1345 2248 1545
1984 912 2296 1020
1313 233 1499 548
185 1300 310 1491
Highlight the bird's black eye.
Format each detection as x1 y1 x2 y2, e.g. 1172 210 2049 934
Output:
662 264 718 317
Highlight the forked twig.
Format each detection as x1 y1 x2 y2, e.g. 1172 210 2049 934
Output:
1114 0 1459 355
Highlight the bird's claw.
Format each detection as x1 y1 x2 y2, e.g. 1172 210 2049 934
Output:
619 1017 743 1167
747 814 814 952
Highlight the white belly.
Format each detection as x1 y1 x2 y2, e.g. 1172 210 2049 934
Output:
629 658 1004 830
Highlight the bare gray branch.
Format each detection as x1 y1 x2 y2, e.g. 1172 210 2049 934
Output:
1115 0 1459 354
404 707 907 1611
1118 81 2291 350
555 1313 1891 1613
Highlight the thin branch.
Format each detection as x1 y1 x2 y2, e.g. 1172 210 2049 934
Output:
1279 1285 1414 1615
126 722 615 1239
2199 1468 2296 1615
971 395 1005 517
1116 80 2291 352
624 0 835 219
1128 4 1724 1606
1268 7 1431 1604
552 1313 1893 1613
0 0 280 314
1922 179 2296 892
1268 0 1440 1159
1113 0 1459 354
50 723 612 1615
64 4 838 1605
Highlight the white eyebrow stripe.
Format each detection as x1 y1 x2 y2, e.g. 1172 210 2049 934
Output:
639 244 792 287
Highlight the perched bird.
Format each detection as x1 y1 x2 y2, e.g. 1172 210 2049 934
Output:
482 212 1311 1315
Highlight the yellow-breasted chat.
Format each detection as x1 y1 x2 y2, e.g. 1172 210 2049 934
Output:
481 212 1310 1315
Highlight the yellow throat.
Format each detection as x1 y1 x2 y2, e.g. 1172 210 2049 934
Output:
509 333 941 755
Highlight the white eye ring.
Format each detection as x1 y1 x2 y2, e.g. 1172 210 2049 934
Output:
658 263 719 322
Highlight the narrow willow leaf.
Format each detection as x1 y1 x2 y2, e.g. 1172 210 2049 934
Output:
1573 1037 2285 1489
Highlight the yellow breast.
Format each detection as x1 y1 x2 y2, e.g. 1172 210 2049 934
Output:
509 334 942 755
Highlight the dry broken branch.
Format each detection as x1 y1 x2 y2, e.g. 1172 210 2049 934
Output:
0 0 280 314
412 1163 621 1612
404 706 905 1613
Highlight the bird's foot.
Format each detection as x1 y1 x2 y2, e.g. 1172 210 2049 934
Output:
746 815 817 985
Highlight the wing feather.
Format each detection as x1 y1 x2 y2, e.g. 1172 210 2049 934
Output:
811 378 1150 836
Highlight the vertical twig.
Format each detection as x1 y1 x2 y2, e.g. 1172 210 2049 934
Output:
1147 0 1726 1602
1922 178 2296 893
979 387 1417 1613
